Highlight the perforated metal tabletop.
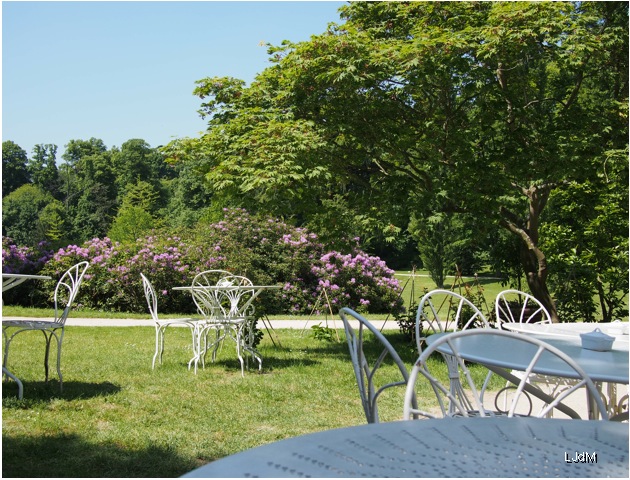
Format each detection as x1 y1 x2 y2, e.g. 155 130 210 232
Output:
181 417 628 478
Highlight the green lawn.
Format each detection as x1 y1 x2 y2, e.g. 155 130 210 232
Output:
1 322 501 477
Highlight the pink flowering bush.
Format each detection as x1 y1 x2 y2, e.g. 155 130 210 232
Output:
311 251 403 314
1 237 54 306
2 237 53 274
4 209 403 318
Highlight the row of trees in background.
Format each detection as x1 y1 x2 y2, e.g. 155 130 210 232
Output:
2 2 628 323
2 138 214 248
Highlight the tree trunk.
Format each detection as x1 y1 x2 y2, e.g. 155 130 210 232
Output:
500 183 560 322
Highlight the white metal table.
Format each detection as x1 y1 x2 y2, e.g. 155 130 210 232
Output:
2 273 52 399
502 321 629 343
427 331 629 419
181 417 628 477
2 273 51 292
500 322 629 419
173 284 281 372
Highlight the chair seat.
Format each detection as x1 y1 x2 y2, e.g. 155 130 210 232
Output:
154 317 196 326
2 319 62 329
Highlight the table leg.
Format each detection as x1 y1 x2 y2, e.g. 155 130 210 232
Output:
485 365 582 419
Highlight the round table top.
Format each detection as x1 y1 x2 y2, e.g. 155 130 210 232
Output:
427 330 629 385
502 321 629 342
181 417 628 478
2 273 52 292
172 284 281 291
2 273 51 280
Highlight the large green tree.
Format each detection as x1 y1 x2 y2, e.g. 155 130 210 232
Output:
167 1 627 321
2 141 30 196
28 144 60 198
59 138 118 242
2 184 55 245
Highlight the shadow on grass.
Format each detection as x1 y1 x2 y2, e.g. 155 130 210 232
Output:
2 380 121 405
2 433 197 477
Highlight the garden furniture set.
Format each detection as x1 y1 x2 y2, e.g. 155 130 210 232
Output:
150 270 280 376
181 289 628 477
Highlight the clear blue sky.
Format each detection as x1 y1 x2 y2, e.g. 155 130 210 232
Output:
2 1 346 160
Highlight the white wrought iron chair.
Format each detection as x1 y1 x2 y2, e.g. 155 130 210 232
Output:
141 273 200 369
403 329 609 420
191 273 261 376
2 261 90 391
415 289 489 354
491 289 576 416
339 307 417 423
495 289 552 327
187 269 232 372
415 290 489 416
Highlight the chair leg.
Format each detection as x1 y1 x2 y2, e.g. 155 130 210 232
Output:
152 326 161 369
2 331 10 371
55 331 64 391
2 366 23 399
43 331 52 383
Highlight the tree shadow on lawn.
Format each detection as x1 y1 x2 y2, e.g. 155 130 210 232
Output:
2 432 197 477
2 380 121 405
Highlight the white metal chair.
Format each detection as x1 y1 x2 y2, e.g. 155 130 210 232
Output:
339 307 417 423
415 289 489 353
191 273 261 376
495 289 552 327
415 290 489 416
2 261 90 391
141 273 200 369
403 329 609 420
491 289 578 417
187 270 232 372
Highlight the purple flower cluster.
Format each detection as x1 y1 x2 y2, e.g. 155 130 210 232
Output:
2 237 53 274
311 251 403 314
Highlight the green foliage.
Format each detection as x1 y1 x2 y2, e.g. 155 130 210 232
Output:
255 2 630 318
120 179 160 213
34 209 403 320
543 148 629 322
2 140 30 196
311 323 336 342
2 184 55 246
107 206 155 245
37 200 68 248
28 144 60 198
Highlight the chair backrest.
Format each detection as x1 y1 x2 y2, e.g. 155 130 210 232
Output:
140 273 159 322
54 261 90 325
190 270 232 319
495 289 552 328
216 275 255 318
339 307 417 423
403 329 609 420
192 271 254 320
415 289 488 353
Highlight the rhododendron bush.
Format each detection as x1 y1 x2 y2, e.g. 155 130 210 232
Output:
2 209 403 316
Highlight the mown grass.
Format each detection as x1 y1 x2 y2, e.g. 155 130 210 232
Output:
1 323 500 477
1 272 508 477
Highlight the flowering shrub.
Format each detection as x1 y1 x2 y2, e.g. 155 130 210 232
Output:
1 237 55 306
39 236 226 313
311 251 403 314
3 209 403 318
2 237 53 274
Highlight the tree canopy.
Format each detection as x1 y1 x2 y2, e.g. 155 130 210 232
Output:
165 1 628 321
